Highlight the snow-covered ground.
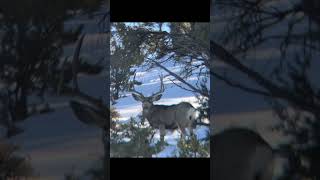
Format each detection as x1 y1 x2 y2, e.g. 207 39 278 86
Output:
112 60 210 157
0 10 107 179
2 75 105 180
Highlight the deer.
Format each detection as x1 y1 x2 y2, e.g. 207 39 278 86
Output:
211 128 312 180
131 75 198 142
212 128 275 180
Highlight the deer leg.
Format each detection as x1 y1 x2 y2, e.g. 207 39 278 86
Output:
141 118 146 125
178 124 187 140
159 125 165 142
188 124 194 137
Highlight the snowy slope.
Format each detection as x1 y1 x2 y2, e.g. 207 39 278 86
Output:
5 74 105 179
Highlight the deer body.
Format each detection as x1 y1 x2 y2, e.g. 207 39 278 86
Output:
143 102 197 135
212 128 275 180
132 76 197 141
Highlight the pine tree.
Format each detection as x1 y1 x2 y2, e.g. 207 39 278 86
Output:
110 115 166 157
176 132 210 158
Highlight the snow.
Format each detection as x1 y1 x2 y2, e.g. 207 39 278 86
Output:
112 59 210 157
0 11 107 179
5 74 105 179
151 125 209 157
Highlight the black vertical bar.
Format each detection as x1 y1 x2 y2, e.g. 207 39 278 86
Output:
210 2 214 179
210 67 214 180
105 0 111 179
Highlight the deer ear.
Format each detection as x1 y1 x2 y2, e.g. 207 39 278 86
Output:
132 93 143 101
152 94 162 101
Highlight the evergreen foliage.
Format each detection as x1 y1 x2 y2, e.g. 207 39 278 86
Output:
111 115 166 157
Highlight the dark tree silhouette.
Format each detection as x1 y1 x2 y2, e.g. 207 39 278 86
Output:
1 0 109 178
0 0 104 136
211 0 320 179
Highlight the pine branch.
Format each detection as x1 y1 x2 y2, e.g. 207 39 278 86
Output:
149 58 209 97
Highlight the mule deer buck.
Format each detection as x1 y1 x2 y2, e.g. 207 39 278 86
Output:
131 75 198 142
212 128 279 180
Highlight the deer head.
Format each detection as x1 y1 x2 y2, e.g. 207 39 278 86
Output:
131 75 164 122
131 75 164 105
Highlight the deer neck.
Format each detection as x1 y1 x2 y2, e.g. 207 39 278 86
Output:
142 104 156 120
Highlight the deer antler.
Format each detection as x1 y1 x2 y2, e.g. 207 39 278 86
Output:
131 73 165 97
151 75 165 97
130 72 144 97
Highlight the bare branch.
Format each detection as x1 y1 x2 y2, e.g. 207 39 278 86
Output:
72 34 85 92
210 40 320 113
149 58 209 97
168 78 196 94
